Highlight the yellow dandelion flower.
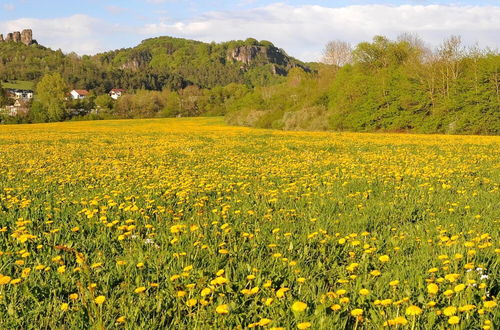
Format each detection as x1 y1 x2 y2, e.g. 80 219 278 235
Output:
291 301 308 312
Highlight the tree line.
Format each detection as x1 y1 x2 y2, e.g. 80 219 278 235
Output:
1 34 499 134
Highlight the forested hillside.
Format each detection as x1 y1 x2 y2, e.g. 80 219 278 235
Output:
0 36 307 91
0 34 498 134
227 36 500 135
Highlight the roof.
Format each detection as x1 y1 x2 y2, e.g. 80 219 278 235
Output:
72 89 89 96
110 89 126 93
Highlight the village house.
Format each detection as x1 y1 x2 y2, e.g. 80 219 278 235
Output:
6 88 34 100
110 88 126 100
5 99 29 116
70 89 89 100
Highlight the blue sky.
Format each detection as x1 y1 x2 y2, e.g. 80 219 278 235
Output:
1 0 499 60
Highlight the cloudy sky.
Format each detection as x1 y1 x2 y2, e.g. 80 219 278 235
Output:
0 0 499 61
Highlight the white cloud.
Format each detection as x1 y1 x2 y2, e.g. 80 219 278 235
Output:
140 4 500 61
1 4 499 61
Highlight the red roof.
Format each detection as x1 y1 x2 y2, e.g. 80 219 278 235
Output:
73 89 89 96
111 89 126 93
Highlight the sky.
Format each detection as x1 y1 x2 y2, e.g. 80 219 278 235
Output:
0 0 499 61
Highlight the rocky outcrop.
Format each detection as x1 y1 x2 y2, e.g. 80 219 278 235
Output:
227 45 309 75
0 29 37 45
21 29 33 45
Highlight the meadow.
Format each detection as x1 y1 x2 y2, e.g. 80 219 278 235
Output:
0 117 498 329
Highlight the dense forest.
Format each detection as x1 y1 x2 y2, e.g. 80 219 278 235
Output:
0 34 499 134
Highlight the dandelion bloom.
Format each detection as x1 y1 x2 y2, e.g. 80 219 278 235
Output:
443 306 457 316
483 301 497 308
379 255 390 262
60 303 69 311
350 309 363 317
359 289 370 296
216 304 229 314
448 316 460 325
258 318 272 326
291 301 308 312
134 286 146 294
94 296 106 304
406 305 422 316
297 322 312 329
276 287 289 298
427 283 439 295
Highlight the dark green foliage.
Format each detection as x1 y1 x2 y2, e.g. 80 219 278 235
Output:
0 36 306 93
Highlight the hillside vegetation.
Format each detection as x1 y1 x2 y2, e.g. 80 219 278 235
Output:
0 34 498 134
0 37 305 92
227 36 500 135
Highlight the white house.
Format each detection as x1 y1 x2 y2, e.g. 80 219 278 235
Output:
6 89 33 100
110 88 126 100
70 89 89 100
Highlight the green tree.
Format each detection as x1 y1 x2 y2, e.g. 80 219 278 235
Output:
95 94 114 113
35 73 68 121
0 81 7 107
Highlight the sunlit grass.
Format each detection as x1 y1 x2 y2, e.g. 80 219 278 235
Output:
0 118 498 328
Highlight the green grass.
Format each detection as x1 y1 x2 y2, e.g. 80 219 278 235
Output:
2 80 35 90
0 118 498 329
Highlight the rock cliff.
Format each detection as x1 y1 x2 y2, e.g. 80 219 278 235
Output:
227 45 309 74
0 29 37 46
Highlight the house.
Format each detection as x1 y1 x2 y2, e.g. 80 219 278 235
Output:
110 88 126 100
6 89 34 100
70 89 89 100
6 99 29 116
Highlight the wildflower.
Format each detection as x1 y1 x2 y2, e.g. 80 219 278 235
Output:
448 316 460 325
258 318 272 326
379 255 390 262
94 296 106 304
483 301 497 308
215 304 229 315
406 305 423 316
331 304 341 311
359 289 370 296
60 303 69 311
291 301 308 312
443 306 457 316
297 322 311 329
350 309 363 317
134 286 146 294
186 299 197 307
276 287 289 298
427 283 439 294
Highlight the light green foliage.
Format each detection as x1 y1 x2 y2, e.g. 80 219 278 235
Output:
35 73 68 122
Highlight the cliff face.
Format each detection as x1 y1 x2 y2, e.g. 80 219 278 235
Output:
227 45 309 74
0 29 37 46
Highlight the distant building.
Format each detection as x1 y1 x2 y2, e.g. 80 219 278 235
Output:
70 89 89 100
6 99 29 116
110 88 126 100
6 89 33 100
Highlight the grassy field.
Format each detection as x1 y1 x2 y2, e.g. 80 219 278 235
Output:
0 117 498 329
1 80 35 90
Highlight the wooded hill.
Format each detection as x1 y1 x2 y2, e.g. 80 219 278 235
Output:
0 34 499 134
0 36 308 92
